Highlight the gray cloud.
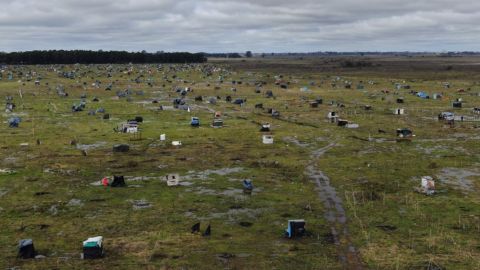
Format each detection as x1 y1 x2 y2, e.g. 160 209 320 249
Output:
0 0 479 52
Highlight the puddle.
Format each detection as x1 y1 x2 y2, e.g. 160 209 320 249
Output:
0 168 16 174
76 142 107 151
415 145 448 155
179 181 193 186
135 100 157 105
453 133 469 138
188 185 260 198
186 208 263 222
358 147 379 155
67 199 83 207
184 167 244 181
3 157 17 165
184 211 195 218
43 168 77 176
130 200 152 210
126 176 164 182
90 181 103 186
191 187 216 195
127 175 193 186
211 208 263 221
220 188 244 197
437 167 480 192
237 253 252 258
159 106 175 111
192 104 216 113
2 112 28 117
49 205 58 216
283 136 310 147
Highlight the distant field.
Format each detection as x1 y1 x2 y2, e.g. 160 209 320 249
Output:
0 56 479 269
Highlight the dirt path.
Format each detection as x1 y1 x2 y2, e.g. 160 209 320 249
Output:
306 143 363 270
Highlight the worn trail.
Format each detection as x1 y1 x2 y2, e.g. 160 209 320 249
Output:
306 143 363 270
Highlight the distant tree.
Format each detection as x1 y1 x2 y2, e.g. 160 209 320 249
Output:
245 51 253 58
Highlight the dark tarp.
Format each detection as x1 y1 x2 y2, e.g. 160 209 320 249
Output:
113 144 130 152
18 239 35 259
111 176 126 187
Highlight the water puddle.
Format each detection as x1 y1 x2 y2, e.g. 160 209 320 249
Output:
283 136 310 147
130 200 152 210
76 142 107 151
183 167 244 181
437 167 480 192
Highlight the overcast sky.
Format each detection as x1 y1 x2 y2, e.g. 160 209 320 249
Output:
0 0 479 52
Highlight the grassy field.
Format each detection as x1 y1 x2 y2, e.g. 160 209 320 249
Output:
1 56 479 269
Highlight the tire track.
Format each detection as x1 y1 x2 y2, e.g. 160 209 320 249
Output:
306 143 363 270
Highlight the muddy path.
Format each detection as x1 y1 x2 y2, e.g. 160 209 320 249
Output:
306 143 363 269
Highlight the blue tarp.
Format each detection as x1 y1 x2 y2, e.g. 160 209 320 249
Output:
191 117 200 127
416 92 429 99
243 179 253 190
8 117 21 127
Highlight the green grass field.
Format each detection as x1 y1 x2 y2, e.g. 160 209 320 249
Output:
1 56 479 269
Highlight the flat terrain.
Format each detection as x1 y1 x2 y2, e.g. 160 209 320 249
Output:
1 56 479 269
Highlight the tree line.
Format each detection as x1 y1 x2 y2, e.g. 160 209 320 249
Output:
203 53 242 58
0 50 207 64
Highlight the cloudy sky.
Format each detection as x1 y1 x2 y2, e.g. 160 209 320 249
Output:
0 0 478 52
